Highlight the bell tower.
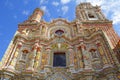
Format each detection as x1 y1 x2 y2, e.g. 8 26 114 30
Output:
76 3 106 21
76 3 119 48
28 8 44 22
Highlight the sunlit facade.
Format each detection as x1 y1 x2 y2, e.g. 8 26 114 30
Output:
0 3 120 80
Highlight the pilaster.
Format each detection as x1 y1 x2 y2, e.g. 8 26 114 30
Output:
7 41 22 70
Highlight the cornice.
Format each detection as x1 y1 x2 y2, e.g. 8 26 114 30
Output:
18 19 77 30
82 20 112 24
14 30 105 47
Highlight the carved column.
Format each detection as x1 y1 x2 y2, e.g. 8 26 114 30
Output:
46 48 50 65
96 42 109 65
80 43 89 69
2 38 15 68
41 50 48 70
34 46 41 71
44 47 51 72
8 41 22 69
77 46 84 70
27 42 39 71
68 46 75 72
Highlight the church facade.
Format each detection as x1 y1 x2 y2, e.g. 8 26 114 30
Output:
0 3 120 80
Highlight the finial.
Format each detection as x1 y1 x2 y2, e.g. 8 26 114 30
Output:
28 8 44 22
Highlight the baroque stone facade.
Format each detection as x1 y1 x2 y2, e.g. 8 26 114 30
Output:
0 2 120 80
114 40 120 64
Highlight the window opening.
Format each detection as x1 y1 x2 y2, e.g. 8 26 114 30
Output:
53 52 66 67
88 13 95 18
55 30 64 36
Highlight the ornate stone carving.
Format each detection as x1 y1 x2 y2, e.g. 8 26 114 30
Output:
0 2 119 80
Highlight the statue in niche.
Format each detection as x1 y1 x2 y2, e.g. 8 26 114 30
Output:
90 49 98 58
82 50 91 69
77 47 84 68
21 50 28 60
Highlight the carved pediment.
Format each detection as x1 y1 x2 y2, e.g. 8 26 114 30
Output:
50 18 70 26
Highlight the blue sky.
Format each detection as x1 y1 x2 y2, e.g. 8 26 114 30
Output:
0 0 120 60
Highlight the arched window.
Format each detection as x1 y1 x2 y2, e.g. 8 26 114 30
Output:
55 30 64 36
88 13 95 18
87 12 98 20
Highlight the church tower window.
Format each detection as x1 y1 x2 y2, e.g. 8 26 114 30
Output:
88 13 95 18
87 12 98 20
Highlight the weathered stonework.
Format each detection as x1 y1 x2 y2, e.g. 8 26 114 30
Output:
0 2 120 80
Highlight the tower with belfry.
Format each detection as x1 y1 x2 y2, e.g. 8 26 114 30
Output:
0 3 120 80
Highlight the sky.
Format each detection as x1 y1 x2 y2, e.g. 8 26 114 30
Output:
0 0 120 60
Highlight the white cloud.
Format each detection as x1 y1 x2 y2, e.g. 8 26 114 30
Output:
40 0 48 5
112 12 120 25
41 6 47 12
40 0 44 4
22 10 29 16
52 1 59 6
101 1 120 25
41 6 50 17
61 0 71 4
76 0 104 6
61 6 69 15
